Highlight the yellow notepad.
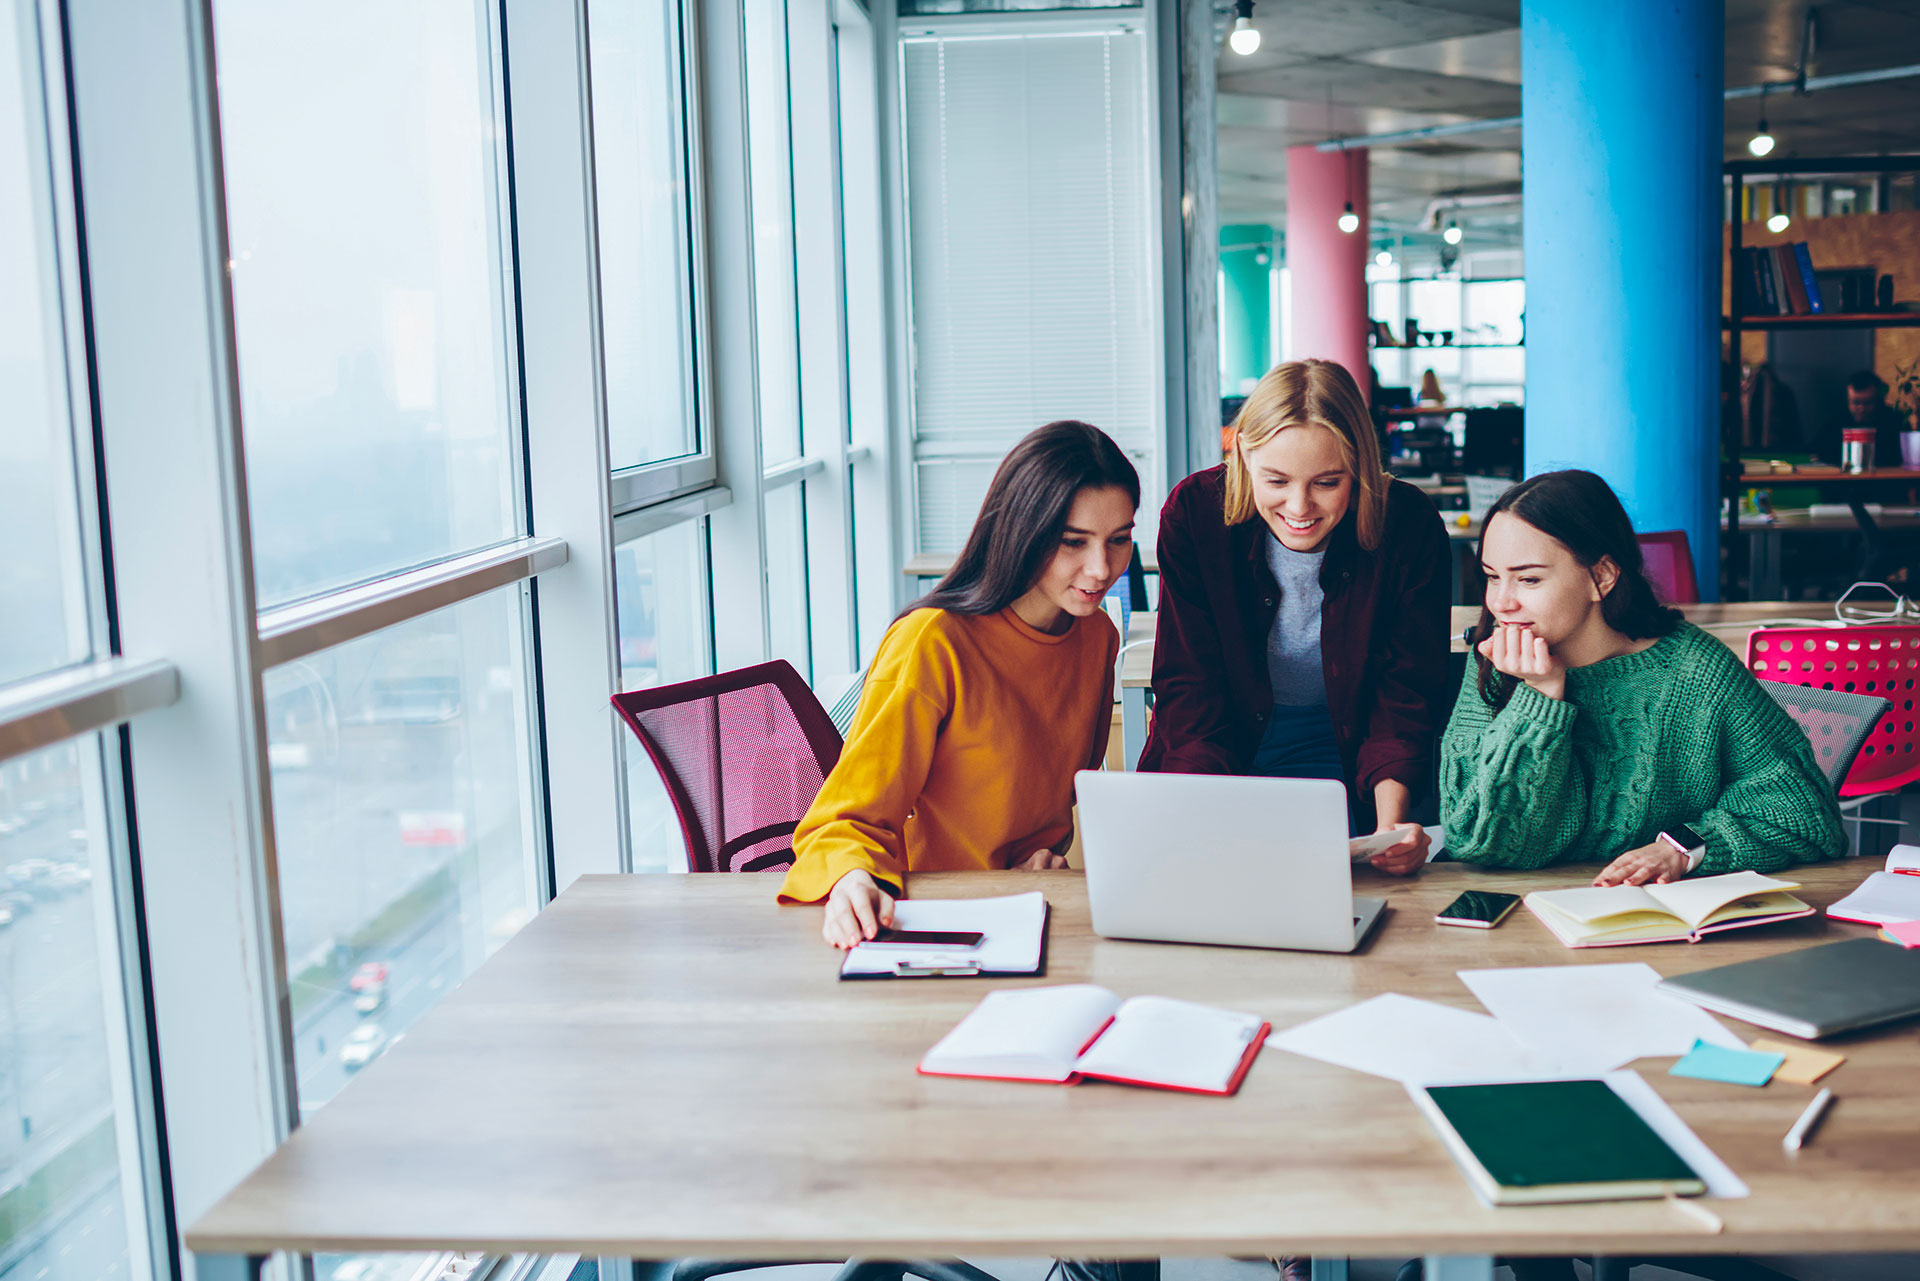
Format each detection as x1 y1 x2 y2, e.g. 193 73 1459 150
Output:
1525 871 1810 948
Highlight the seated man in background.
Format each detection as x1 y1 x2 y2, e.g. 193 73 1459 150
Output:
1815 369 1906 466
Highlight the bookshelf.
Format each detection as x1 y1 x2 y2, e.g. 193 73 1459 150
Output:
1722 154 1920 597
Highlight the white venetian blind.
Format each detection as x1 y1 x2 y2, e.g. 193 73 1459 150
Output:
902 28 1159 554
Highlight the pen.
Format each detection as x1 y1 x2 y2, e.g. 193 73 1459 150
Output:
1782 1087 1835 1152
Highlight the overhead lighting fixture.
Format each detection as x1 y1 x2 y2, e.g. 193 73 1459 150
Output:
1749 84 1776 157
1375 249 1393 267
1229 0 1260 55
1768 180 1791 233
1443 222 1463 245
1338 202 1359 234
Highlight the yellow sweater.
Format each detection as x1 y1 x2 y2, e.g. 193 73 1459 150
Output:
778 606 1118 902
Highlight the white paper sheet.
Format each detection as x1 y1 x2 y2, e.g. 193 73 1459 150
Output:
1459 962 1744 1069
1267 992 1587 1083
840 891 1047 976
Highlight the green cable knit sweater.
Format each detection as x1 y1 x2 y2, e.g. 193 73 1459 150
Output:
1441 623 1847 873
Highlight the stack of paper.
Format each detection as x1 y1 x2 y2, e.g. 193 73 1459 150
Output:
840 891 1047 978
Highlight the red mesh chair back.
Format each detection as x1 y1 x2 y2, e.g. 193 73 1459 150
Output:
1746 625 1920 797
611 661 843 873
1636 530 1699 604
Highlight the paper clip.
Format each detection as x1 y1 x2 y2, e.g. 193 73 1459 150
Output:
892 955 981 977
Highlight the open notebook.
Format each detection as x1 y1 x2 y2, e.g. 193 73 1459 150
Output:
918 984 1268 1095
1525 871 1809 947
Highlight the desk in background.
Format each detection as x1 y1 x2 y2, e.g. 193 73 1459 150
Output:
188 865 1920 1281
1115 603 1817 768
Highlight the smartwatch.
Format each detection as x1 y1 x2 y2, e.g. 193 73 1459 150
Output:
1658 821 1708 873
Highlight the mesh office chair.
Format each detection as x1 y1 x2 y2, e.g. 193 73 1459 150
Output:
1746 625 1920 797
611 660 842 874
1636 530 1700 605
611 665 1001 1281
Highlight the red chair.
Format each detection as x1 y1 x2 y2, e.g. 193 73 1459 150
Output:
1746 625 1920 797
611 660 843 873
1636 530 1699 605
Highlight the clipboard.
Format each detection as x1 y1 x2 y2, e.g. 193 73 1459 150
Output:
838 894 1050 981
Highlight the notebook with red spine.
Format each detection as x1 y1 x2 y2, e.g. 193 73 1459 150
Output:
917 985 1268 1096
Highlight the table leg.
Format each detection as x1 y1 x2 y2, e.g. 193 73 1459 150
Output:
1420 1257 1493 1281
193 1254 267 1281
1746 527 1782 599
1121 685 1148 771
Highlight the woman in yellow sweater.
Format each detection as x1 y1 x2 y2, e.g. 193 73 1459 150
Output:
779 420 1137 947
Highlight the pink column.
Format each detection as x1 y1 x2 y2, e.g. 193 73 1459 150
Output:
1283 145 1370 388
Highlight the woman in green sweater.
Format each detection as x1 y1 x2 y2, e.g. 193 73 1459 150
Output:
1443 469 1845 883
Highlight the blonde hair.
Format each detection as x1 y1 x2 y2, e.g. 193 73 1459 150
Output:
1223 359 1389 550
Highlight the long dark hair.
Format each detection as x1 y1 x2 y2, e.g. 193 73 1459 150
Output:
908 420 1140 619
1472 469 1682 709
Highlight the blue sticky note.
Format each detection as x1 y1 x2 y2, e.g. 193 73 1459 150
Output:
1670 1038 1786 1087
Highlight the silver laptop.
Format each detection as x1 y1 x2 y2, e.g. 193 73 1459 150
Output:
1073 770 1387 953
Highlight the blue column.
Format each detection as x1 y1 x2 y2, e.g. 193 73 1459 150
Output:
1220 224 1272 396
1522 0 1723 598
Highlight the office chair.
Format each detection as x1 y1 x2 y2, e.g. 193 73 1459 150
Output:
1636 530 1700 605
1746 625 1920 797
613 665 1005 1281
611 659 843 873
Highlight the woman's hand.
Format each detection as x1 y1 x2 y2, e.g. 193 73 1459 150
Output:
1477 623 1567 701
1593 842 1690 886
1013 847 1069 871
1368 822 1429 876
822 869 896 948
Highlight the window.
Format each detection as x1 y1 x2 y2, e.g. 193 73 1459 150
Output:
0 0 91 684
265 593 541 1115
210 0 521 607
765 484 812 678
0 739 150 1281
746 0 805 468
901 24 1161 555
614 521 713 872
590 0 704 478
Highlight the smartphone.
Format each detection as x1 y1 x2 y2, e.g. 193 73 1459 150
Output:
1435 890 1520 929
868 928 986 949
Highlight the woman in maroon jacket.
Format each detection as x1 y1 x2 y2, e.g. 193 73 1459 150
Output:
1140 358 1449 874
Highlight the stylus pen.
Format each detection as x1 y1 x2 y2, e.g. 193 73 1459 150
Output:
1783 1087 1835 1152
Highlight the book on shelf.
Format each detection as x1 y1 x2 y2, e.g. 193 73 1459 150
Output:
1776 245 1810 315
1409 1078 1706 1207
1792 242 1825 313
1523 870 1810 947
917 984 1268 1095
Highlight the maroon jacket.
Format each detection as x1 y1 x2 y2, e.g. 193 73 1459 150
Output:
1138 466 1451 810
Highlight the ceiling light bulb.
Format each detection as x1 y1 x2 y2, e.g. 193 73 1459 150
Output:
1767 212 1790 233
1443 223 1463 245
1229 16 1261 54
1337 202 1359 234
1375 250 1393 267
1749 127 1775 157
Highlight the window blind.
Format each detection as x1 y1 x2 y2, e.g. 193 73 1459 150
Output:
901 27 1159 554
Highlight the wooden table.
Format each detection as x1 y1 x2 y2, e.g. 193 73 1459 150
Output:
1113 604 1824 766
1739 509 1920 599
186 866 1920 1279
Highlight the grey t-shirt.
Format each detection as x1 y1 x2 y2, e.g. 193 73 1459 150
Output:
1264 531 1328 707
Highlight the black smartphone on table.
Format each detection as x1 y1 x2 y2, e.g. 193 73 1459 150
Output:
868 928 986 948
1435 891 1521 929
